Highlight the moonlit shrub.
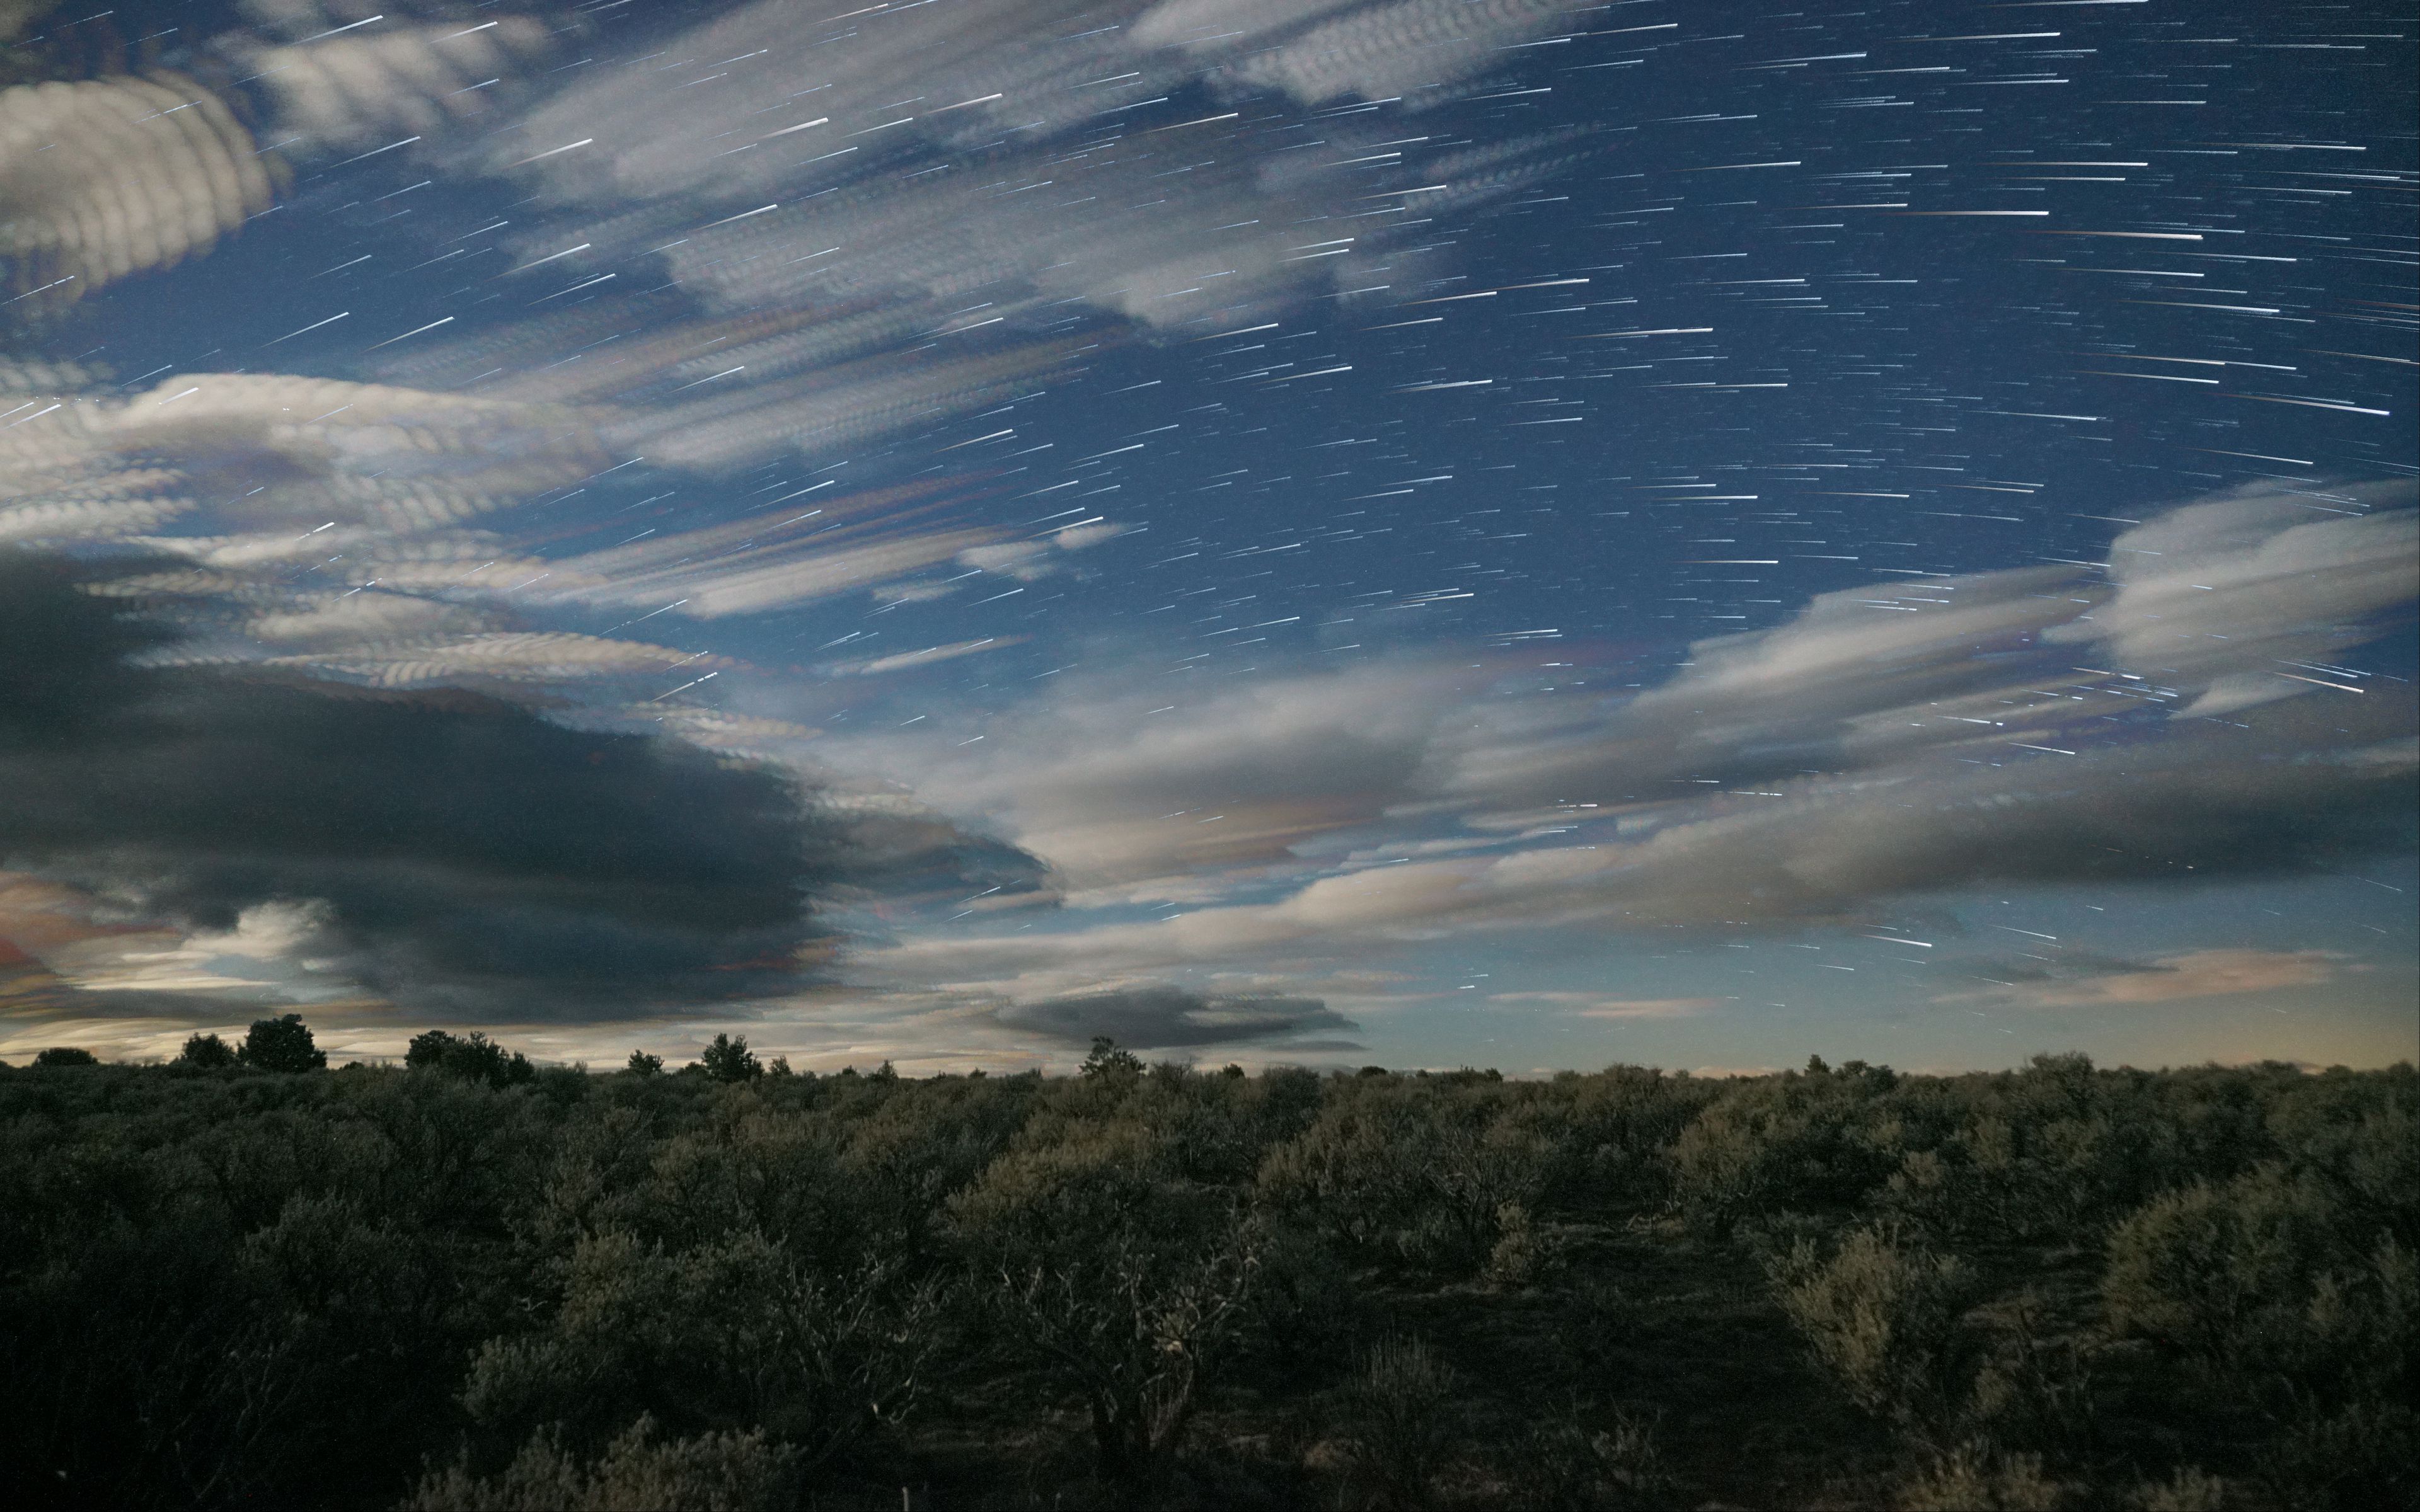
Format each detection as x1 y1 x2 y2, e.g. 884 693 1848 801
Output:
1770 1223 1981 1443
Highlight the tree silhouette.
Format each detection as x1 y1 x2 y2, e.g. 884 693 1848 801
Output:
626 1049 664 1076
406 1029 533 1087
32 1046 98 1067
175 1033 238 1069
699 1033 761 1083
238 1014 326 1073
1080 1036 1143 1080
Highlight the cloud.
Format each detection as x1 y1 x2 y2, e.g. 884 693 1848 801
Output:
860 487 2417 990
994 983 1359 1050
1490 993 1719 1020
1234 0 1579 106
0 73 277 312
0 370 607 549
1443 483 2416 808
0 551 850 1017
2046 482 2419 715
1955 949 2341 1009
824 661 1468 886
226 16 560 156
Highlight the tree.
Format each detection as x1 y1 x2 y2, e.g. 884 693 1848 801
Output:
175 1033 238 1069
32 1046 98 1067
626 1050 664 1077
239 1014 326 1073
698 1033 760 1084
405 1029 458 1071
1080 1036 1143 1080
407 1029 533 1087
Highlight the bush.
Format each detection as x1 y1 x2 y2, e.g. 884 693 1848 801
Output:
2102 1166 2346 1363
0 1053 2407 1509
1770 1223 1982 1445
1257 1076 1549 1278
2104 1167 2419 1509
950 1113 1259 1487
406 1031 535 1089
1506 1404 1674 1511
239 1014 326 1074
400 1416 798 1511
461 1228 939 1473
2131 1467 2230 1511
1895 1443 2066 1511
1342 1334 1459 1509
1669 1071 1896 1235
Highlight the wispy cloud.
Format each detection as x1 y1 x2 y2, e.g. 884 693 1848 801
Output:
852 484 2418 994
1945 949 2341 1009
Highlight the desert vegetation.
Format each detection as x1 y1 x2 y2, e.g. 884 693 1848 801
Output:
0 1029 2411 1510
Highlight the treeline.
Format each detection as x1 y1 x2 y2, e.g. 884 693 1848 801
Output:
0 1026 2411 1511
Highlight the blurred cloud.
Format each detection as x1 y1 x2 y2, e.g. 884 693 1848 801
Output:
226 12 560 156
1491 993 1719 1019
994 982 1359 1049
2046 481 2419 716
0 73 277 312
1949 949 2342 1009
858 486 2419 990
824 660 1470 886
0 551 842 1017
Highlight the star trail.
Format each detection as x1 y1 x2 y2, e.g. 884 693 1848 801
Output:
1 0 2412 1072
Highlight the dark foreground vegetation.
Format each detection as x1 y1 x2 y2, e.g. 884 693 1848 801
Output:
2 1024 2412 1512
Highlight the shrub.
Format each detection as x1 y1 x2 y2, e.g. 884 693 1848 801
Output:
461 1228 939 1472
1257 1077 1550 1278
175 1033 238 1069
1506 1404 1674 1511
1482 1200 1550 1289
1963 1294 2101 1460
2105 1168 2419 1509
1895 1443 2065 1511
239 1015 326 1074
1669 1072 1896 1235
1231 1221 1362 1387
2102 1166 2345 1363
1342 1334 1459 1509
1770 1223 1982 1445
2131 1467 2230 1511
399 1416 799 1511
406 1031 534 1088
950 1116 1258 1486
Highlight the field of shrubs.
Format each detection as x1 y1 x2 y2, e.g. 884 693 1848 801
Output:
1 1024 2412 1511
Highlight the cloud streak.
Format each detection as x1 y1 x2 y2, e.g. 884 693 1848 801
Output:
855 485 2418 992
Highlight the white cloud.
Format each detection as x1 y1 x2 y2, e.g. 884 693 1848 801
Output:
2046 482 2418 714
851 486 2417 994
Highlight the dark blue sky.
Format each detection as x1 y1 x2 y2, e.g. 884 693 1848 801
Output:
3 0 2413 1070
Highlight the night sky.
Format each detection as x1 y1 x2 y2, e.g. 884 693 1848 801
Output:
2 0 2413 1072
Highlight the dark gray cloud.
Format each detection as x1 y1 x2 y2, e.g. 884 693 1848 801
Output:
994 983 1358 1050
0 550 1008 1017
